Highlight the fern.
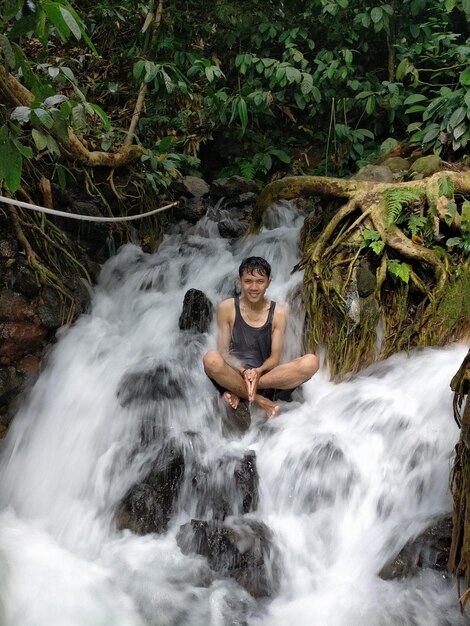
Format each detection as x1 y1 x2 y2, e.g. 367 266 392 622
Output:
238 159 255 179
383 187 425 226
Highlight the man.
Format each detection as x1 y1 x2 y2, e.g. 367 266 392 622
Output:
203 256 319 417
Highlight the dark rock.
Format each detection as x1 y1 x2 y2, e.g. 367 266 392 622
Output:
0 289 35 321
117 438 185 535
117 363 185 407
176 517 278 598
7 257 40 298
379 517 452 580
64 277 92 314
116 483 167 534
170 196 207 224
0 239 18 258
352 165 394 183
227 192 258 207
356 265 377 298
0 366 23 404
172 176 210 197
218 218 248 239
54 200 109 251
221 400 251 437
0 322 46 359
179 289 213 334
191 451 259 520
38 286 63 329
210 176 258 198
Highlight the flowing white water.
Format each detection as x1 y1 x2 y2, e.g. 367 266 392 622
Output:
0 203 467 626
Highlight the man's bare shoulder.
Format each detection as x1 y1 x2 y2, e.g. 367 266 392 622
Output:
217 298 235 319
273 303 287 326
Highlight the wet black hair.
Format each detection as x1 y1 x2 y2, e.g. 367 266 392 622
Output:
238 256 271 278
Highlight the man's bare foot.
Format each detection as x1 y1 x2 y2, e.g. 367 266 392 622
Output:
254 394 280 418
223 391 240 410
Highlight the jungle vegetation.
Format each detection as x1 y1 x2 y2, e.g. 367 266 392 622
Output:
2 0 470 606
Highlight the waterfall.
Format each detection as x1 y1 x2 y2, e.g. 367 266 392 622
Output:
0 202 466 626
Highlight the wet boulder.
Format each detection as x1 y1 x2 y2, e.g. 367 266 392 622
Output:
117 363 185 407
0 321 46 361
176 517 279 598
38 286 63 329
0 289 35 321
5 257 40 298
179 288 213 334
191 450 259 520
379 516 452 580
117 438 185 535
210 176 258 198
0 366 22 405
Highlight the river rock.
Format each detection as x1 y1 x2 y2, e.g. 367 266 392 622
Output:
410 155 442 177
0 366 22 405
172 176 210 197
117 362 185 407
210 176 258 198
0 289 35 321
38 286 63 329
379 516 452 580
218 217 248 239
179 288 213 333
352 165 394 183
0 239 18 258
0 322 46 360
192 450 259 520
6 257 40 298
170 197 207 224
117 438 185 535
176 517 278 598
356 265 377 298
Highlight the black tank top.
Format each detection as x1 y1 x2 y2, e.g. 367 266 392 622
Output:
229 296 276 369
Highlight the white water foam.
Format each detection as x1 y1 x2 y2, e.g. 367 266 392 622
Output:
0 202 466 625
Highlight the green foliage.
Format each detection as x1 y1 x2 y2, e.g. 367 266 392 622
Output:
387 259 411 283
360 229 385 255
384 187 426 226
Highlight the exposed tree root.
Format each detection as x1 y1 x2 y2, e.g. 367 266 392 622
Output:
255 170 470 380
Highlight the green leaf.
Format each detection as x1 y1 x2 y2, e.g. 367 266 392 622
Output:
45 134 60 158
446 237 462 248
422 124 440 144
269 148 291 163
59 7 81 39
144 61 158 83
396 59 409 80
370 7 383 23
237 98 248 133
366 95 376 115
133 60 146 81
32 129 48 151
13 139 32 159
444 0 456 10
438 175 454 199
460 67 470 87
363 228 381 241
0 34 15 69
387 259 410 283
89 104 110 131
300 73 313 95
43 2 70 39
32 108 54 129
0 141 22 193
370 240 385 254
403 94 427 105
449 106 466 129
61 66 76 82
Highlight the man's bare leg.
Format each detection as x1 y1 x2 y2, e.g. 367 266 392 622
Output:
203 350 279 417
258 354 319 391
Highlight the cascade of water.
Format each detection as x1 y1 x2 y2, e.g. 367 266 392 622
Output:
0 201 466 626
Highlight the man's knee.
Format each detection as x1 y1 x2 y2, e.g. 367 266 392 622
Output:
203 350 224 376
299 353 319 379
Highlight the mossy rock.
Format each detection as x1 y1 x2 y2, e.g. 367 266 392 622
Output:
382 157 410 173
435 271 470 332
357 265 377 298
410 155 442 177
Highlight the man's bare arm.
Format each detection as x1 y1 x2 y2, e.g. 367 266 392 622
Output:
258 305 287 374
216 299 245 376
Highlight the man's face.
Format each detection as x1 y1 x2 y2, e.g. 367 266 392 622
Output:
239 270 271 304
